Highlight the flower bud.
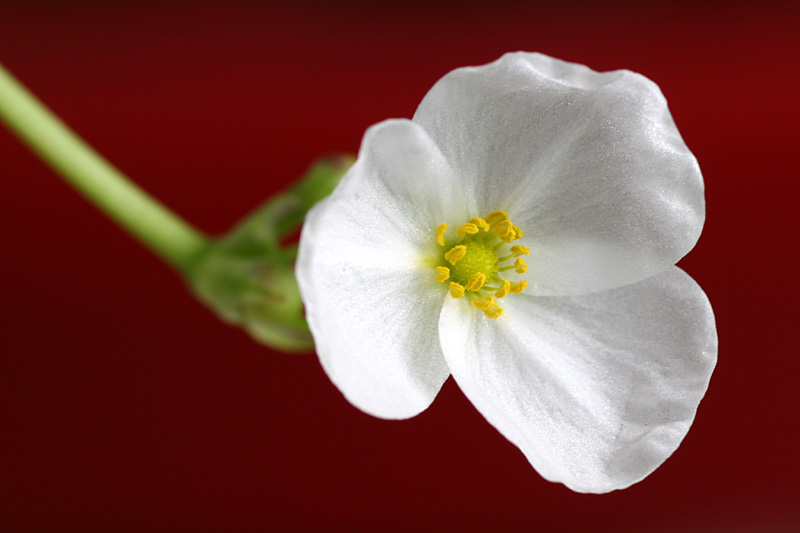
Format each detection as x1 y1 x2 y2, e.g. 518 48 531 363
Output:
186 155 354 352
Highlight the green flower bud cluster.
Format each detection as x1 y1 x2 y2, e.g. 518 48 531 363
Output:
186 156 354 352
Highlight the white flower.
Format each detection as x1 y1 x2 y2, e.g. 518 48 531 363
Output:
295 52 717 493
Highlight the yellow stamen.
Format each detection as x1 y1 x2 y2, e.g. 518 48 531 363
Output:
472 295 495 311
510 245 530 257
483 303 504 319
449 282 465 299
509 280 528 294
501 226 518 243
469 217 488 231
457 223 479 237
433 210 527 319
465 272 487 292
436 224 449 246
492 219 514 239
485 211 508 226
495 280 511 299
444 245 467 265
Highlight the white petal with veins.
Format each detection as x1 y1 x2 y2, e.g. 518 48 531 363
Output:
415 52 704 296
297 120 463 419
439 267 716 492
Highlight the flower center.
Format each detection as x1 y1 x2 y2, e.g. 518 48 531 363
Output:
434 211 529 319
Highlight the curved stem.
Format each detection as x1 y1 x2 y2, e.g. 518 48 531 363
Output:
0 63 210 272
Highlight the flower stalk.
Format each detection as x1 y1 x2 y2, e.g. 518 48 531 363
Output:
0 62 210 272
0 62 353 352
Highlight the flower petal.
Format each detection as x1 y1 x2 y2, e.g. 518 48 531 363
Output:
296 119 463 419
414 52 705 295
438 267 717 492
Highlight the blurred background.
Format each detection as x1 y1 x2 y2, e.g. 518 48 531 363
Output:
1 1 798 531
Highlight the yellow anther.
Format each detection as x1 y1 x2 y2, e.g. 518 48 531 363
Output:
469 217 488 231
485 211 508 226
492 219 514 238
449 282 465 299
501 227 519 243
495 280 511 299
465 272 487 292
444 245 467 265
510 245 530 257
483 303 504 319
472 295 495 311
509 280 528 294
434 211 526 316
457 223 480 237
436 224 449 246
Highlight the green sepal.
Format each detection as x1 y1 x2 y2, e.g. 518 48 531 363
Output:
185 155 354 352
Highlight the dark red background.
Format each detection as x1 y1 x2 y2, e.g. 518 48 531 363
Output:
2 1 798 531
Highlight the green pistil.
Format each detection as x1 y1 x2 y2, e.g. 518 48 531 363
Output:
443 236 499 286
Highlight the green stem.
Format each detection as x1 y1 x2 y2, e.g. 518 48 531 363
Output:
0 63 210 272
